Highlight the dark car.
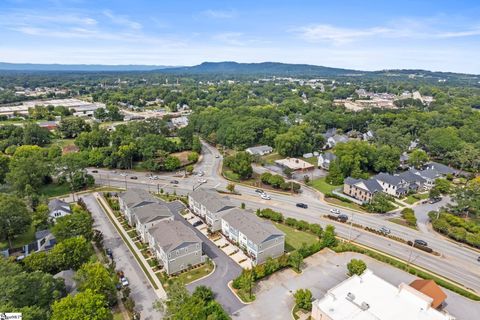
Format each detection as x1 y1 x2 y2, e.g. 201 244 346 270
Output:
105 248 113 258
92 170 98 173
192 221 203 227
477 256 480 262
429 197 442 204
296 203 308 209
130 176 138 180
414 239 428 247
170 180 179 184
255 189 264 194
338 214 349 222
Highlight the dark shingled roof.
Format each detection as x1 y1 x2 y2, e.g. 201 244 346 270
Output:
149 220 202 253
189 189 235 213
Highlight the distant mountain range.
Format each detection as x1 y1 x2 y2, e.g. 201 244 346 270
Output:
0 62 173 72
0 61 478 81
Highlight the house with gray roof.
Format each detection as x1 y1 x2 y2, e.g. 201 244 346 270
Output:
118 189 158 225
318 152 337 170
372 173 408 197
343 177 383 203
245 145 273 156
133 201 174 242
326 134 349 149
147 220 204 275
188 189 235 231
221 208 285 265
48 199 72 221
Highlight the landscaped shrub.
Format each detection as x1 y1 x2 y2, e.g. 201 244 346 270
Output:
401 208 417 227
347 258 367 276
429 211 480 248
256 208 284 222
260 172 301 193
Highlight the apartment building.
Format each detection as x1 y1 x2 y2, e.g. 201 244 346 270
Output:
221 208 285 265
132 202 174 242
188 189 235 231
147 220 204 275
118 188 158 225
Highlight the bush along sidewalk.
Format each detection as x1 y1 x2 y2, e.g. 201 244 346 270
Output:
332 242 480 301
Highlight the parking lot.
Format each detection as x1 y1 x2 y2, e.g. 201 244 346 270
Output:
183 210 253 269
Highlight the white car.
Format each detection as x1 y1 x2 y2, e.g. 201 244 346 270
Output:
261 193 271 200
120 173 127 177
197 171 204 177
198 178 207 184
330 208 341 215
121 277 129 287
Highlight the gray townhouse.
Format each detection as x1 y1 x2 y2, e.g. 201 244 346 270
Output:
221 208 285 265
318 152 337 170
133 202 174 242
118 189 158 225
146 220 205 275
188 189 235 231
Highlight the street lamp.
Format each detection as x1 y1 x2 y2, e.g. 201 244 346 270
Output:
348 210 354 242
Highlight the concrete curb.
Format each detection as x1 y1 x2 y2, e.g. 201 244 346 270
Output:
186 260 217 285
227 280 254 305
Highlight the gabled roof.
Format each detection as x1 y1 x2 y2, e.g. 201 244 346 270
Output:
373 173 403 186
149 220 202 253
409 279 447 309
330 134 349 143
189 189 235 213
245 145 273 154
424 162 457 175
345 177 383 194
222 208 284 245
48 199 71 213
323 128 337 139
119 188 157 209
397 170 426 183
320 152 336 162
133 201 174 224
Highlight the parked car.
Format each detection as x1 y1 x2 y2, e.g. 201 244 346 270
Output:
197 171 204 177
379 226 391 235
477 256 480 262
261 193 271 200
198 178 207 184
192 221 203 227
170 180 179 184
255 189 264 194
120 173 127 177
215 155 220 158
121 277 129 287
337 214 349 222
92 170 98 173
105 248 113 258
414 239 428 247
130 176 138 180
330 208 341 215
296 203 308 209
429 197 442 204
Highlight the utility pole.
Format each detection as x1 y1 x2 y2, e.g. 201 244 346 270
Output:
124 176 127 190
348 211 354 242
406 241 415 268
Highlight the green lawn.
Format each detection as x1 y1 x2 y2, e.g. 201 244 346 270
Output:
173 263 214 284
324 197 366 212
261 152 283 165
404 193 429 205
113 312 124 320
39 183 71 197
223 169 240 182
307 177 342 194
300 156 318 166
387 218 418 230
0 224 36 250
274 222 318 252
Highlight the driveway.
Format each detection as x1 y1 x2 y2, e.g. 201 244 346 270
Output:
82 195 160 320
166 201 245 314
234 249 477 320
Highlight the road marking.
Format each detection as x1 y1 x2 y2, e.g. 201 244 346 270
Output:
214 183 221 188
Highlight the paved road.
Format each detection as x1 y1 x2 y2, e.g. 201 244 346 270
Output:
165 202 245 314
89 141 480 294
82 195 161 320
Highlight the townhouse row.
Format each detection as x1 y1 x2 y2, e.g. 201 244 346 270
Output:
188 188 285 265
118 189 206 275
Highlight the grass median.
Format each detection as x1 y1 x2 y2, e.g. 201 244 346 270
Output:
97 197 159 290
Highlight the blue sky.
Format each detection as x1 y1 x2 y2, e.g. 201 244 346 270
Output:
1 0 480 73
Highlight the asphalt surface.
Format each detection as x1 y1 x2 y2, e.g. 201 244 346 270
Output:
89 141 480 294
165 201 245 314
82 194 161 320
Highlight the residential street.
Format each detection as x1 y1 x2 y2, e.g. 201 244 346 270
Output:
82 194 161 320
88 140 480 294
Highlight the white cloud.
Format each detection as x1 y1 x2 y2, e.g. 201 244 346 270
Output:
201 9 236 19
213 32 245 46
294 21 480 44
103 10 142 30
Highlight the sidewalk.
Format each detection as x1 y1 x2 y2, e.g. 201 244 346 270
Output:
94 192 167 300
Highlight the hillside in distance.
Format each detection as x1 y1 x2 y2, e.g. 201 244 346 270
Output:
0 62 173 72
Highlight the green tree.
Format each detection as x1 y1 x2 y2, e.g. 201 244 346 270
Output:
58 117 90 138
422 127 463 157
164 156 181 171
51 236 94 271
32 203 51 231
434 178 452 194
408 149 429 168
226 183 236 193
75 262 117 306
6 145 52 195
51 208 94 242
224 152 253 179
365 193 395 213
294 289 312 311
22 123 51 146
58 152 91 192
347 259 367 276
51 289 112 320
322 225 337 247
0 154 10 183
373 145 400 173
0 194 31 248
288 251 303 272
